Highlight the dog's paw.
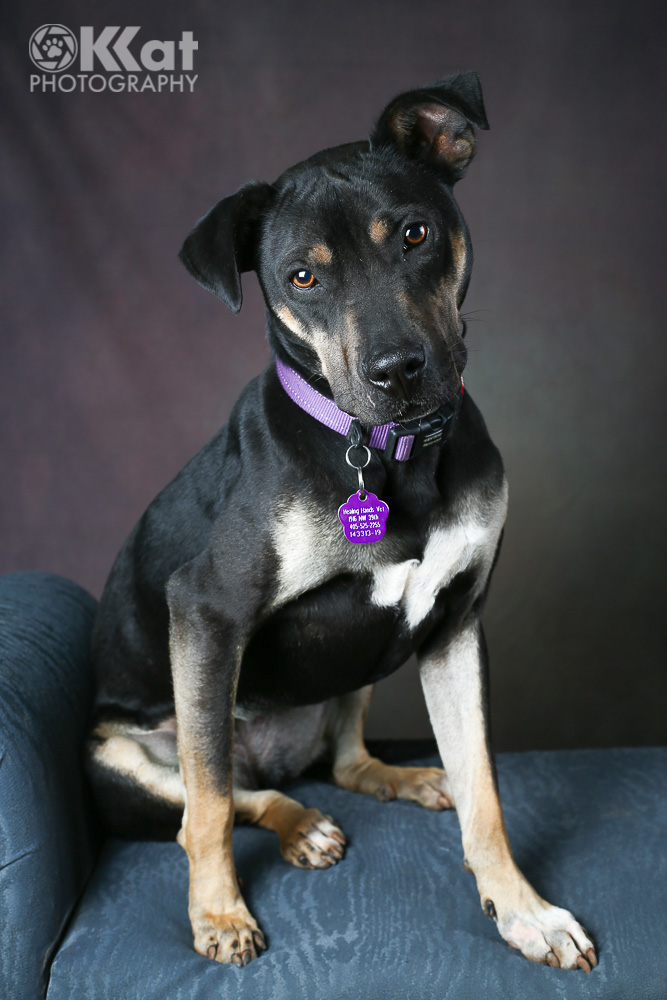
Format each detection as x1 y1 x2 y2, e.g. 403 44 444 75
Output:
336 758 453 810
192 907 267 966
492 900 597 971
376 764 454 810
279 807 346 869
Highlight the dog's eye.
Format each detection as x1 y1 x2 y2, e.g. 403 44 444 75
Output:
404 224 427 249
291 269 317 289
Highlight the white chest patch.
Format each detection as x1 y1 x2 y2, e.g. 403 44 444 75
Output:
371 518 496 630
273 481 507 629
272 496 344 607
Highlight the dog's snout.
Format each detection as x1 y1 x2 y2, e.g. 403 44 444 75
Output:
364 344 426 399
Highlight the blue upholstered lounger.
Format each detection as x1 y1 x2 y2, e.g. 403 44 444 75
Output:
1 572 664 999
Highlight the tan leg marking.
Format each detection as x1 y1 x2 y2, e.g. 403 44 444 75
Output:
235 788 345 869
328 687 453 810
335 757 453 809
87 719 184 806
169 606 266 967
177 747 266 965
464 761 596 970
420 622 597 971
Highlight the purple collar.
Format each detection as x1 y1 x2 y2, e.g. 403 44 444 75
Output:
275 357 463 462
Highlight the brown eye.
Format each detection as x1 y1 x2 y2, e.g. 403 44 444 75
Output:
404 223 427 248
292 269 316 288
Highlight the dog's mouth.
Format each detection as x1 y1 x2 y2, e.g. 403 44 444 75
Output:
335 387 457 427
332 362 464 426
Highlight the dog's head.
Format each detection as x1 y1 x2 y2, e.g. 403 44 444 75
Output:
180 72 488 425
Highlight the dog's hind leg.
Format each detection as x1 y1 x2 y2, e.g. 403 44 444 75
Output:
86 716 185 838
87 716 345 869
234 787 345 869
328 686 454 809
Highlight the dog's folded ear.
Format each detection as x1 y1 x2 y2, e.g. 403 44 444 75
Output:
179 182 274 313
370 72 489 183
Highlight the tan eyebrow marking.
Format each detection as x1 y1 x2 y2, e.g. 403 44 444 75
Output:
309 244 333 265
369 218 389 243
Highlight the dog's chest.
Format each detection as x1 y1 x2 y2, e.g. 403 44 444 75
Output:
237 488 507 710
369 520 492 629
271 489 506 632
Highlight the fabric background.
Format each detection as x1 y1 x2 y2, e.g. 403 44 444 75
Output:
1 0 665 749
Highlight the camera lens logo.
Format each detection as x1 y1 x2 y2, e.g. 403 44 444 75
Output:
29 24 78 72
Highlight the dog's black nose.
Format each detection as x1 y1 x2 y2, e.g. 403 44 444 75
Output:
364 344 426 398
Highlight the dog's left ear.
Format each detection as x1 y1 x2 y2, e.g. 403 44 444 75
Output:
179 181 274 313
371 71 489 183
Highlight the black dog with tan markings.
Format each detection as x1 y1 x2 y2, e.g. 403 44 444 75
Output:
87 73 597 972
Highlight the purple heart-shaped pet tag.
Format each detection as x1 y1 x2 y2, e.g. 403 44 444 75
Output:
338 490 389 544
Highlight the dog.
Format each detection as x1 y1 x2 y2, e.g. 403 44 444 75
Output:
87 72 597 972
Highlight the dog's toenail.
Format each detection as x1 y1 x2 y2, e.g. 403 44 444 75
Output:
207 944 218 960
586 948 598 968
484 899 496 921
231 954 243 967
241 949 252 966
545 951 559 967
576 955 591 972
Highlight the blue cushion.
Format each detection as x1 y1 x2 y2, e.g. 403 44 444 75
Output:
0 572 98 1000
47 746 666 999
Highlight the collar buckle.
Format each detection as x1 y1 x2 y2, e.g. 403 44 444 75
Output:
383 406 457 461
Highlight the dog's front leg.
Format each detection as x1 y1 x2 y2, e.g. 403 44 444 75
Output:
168 570 266 966
419 616 597 971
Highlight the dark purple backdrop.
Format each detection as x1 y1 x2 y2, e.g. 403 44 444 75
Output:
1 0 665 749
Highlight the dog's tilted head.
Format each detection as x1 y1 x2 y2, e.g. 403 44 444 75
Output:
180 72 489 425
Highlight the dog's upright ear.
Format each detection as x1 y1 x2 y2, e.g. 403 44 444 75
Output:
179 181 274 313
371 72 489 183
